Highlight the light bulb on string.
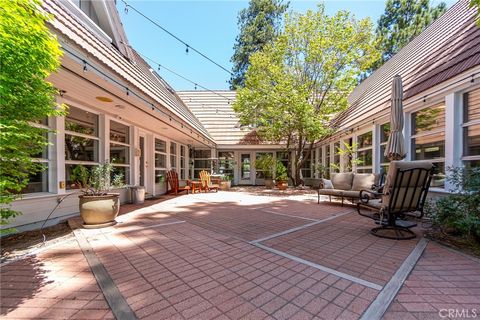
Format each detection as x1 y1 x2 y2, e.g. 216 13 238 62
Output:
83 60 88 73
185 45 189 55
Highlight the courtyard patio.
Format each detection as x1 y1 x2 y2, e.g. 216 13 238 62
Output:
1 190 479 320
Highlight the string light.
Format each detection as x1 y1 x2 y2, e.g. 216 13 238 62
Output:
120 0 233 76
185 45 189 55
83 60 88 72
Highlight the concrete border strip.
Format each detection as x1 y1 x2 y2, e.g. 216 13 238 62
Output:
360 237 429 320
250 210 353 244
253 242 383 291
70 220 137 320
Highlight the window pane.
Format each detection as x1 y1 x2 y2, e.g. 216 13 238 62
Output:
170 155 177 168
170 142 177 155
155 138 166 153
412 132 445 160
464 89 480 123
194 159 210 168
180 145 186 157
357 168 372 173
463 124 480 157
155 153 166 168
65 134 98 162
380 145 391 164
194 149 211 158
22 165 48 193
357 149 373 166
32 130 48 159
155 170 166 183
110 121 129 144
465 159 480 168
412 105 445 135
110 144 129 164
65 106 98 136
357 131 372 148
431 162 445 188
380 123 390 143
65 164 93 190
112 166 129 185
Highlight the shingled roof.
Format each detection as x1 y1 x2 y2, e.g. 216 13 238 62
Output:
43 0 213 142
332 0 480 130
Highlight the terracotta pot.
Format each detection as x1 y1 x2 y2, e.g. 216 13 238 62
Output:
220 181 231 190
277 181 288 190
264 178 274 189
79 194 120 228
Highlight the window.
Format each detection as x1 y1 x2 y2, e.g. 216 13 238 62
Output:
332 142 340 173
65 106 99 189
256 152 274 179
155 138 167 184
463 89 480 168
218 151 235 180
180 145 187 179
194 149 211 178
379 123 391 174
276 151 289 174
356 131 373 173
411 104 446 187
23 119 49 193
170 142 177 169
325 145 331 179
300 151 313 178
110 121 130 184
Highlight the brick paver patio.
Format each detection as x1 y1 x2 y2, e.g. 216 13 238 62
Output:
1 191 479 319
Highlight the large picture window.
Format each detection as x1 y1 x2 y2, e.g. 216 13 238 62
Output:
356 131 373 173
65 106 99 189
218 151 235 180
23 119 49 193
256 152 274 179
194 149 211 178
110 120 130 184
300 151 313 178
180 145 187 180
463 89 480 168
170 142 177 170
155 138 167 184
411 104 446 187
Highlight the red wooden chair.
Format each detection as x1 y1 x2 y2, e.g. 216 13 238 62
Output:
166 169 190 195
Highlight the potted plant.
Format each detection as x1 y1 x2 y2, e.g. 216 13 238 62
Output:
74 162 125 228
255 154 275 189
276 161 288 190
220 174 232 190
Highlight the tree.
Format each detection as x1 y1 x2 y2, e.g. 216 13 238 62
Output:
373 0 446 70
230 0 289 89
0 0 65 230
471 0 480 26
234 5 379 186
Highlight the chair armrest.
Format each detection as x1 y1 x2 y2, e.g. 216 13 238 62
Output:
359 189 381 204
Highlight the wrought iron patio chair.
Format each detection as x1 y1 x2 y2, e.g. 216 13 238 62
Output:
357 161 434 240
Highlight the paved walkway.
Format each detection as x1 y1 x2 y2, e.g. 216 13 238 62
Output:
1 191 479 319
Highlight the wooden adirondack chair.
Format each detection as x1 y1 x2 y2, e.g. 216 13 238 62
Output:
199 170 220 192
166 169 190 195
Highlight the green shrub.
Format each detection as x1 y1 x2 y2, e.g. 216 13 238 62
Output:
427 166 480 241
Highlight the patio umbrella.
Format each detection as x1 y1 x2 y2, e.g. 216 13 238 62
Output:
384 75 406 161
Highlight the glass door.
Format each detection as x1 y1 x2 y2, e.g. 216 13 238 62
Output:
239 153 252 184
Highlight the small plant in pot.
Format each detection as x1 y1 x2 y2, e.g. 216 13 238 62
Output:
74 162 125 228
255 154 275 189
276 161 288 190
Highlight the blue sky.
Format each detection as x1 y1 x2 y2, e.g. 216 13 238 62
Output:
117 0 454 91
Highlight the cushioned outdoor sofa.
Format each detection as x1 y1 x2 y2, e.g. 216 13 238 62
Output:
317 172 383 205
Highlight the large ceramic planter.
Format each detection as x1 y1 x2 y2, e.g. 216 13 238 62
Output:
79 193 120 228
220 180 231 190
265 178 274 189
277 181 288 190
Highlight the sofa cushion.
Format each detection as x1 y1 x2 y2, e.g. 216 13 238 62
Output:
352 173 376 191
318 189 344 196
322 179 334 189
331 173 354 190
341 190 361 198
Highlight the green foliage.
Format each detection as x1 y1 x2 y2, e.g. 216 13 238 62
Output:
369 0 446 72
333 141 363 172
234 5 379 185
230 0 289 89
0 0 65 229
275 161 288 182
255 154 275 178
426 166 480 241
470 0 480 26
74 162 126 196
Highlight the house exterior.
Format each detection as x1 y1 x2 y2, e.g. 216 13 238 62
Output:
313 0 480 194
3 0 479 233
